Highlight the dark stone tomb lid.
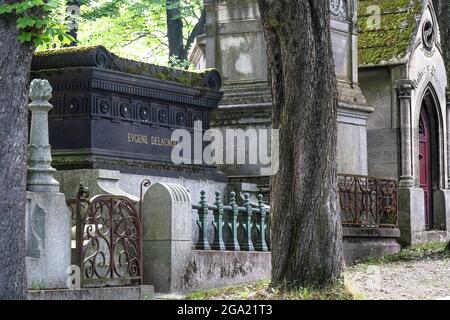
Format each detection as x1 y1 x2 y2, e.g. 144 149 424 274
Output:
32 45 222 91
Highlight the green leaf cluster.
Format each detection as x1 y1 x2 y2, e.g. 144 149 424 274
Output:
0 0 74 47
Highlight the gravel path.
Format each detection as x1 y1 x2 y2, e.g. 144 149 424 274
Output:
345 259 450 300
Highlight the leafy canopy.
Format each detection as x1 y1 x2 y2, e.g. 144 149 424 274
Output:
78 0 203 65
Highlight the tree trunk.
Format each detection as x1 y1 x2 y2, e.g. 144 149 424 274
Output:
434 0 450 80
166 0 185 61
185 9 206 56
0 12 35 299
435 1 450 253
257 0 344 289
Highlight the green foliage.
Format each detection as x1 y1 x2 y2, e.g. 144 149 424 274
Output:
169 55 194 70
0 0 74 47
78 0 203 65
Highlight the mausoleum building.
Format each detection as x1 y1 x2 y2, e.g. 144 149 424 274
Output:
358 0 450 245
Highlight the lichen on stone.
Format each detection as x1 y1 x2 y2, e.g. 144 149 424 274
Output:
358 0 423 66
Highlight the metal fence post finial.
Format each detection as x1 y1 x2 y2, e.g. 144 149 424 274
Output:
211 190 226 251
240 193 254 251
27 79 60 193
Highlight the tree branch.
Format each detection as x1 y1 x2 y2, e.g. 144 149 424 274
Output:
184 9 205 53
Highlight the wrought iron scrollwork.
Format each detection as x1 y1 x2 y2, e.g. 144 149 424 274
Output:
67 183 144 287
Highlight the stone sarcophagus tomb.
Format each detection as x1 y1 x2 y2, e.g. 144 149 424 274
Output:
31 46 223 179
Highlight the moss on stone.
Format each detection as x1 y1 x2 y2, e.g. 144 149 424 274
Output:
34 45 100 57
358 0 422 66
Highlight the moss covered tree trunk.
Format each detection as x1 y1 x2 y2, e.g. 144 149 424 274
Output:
0 7 36 299
257 0 344 289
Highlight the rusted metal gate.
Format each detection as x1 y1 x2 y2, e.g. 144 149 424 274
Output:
67 181 150 287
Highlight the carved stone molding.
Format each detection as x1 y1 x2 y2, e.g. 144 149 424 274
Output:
330 0 348 21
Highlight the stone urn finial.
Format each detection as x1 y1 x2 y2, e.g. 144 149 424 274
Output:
29 79 53 106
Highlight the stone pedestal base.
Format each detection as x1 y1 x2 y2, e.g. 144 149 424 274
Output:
343 227 401 264
398 187 425 246
25 192 71 289
433 190 450 235
398 188 450 245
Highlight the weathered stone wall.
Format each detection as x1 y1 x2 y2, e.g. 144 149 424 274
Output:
181 251 271 292
360 67 403 179
204 0 268 83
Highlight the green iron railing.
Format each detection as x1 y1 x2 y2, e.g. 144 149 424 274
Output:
193 174 398 252
192 190 270 252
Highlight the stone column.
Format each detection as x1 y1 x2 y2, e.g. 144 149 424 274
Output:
395 80 426 245
27 79 60 193
25 79 71 290
396 79 415 188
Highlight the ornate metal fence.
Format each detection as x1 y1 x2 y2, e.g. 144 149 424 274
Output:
192 191 270 252
193 175 398 251
337 174 398 228
66 180 150 287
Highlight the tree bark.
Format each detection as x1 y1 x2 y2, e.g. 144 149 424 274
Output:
184 9 206 56
434 0 450 81
0 10 35 299
166 0 205 63
166 0 185 61
257 0 344 289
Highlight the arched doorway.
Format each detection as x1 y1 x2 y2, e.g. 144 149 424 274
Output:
417 87 442 231
419 107 432 229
